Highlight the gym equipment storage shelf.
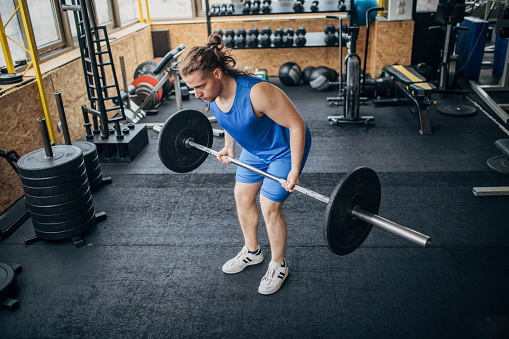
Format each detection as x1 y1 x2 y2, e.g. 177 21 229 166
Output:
205 0 352 41
208 0 349 17
225 31 345 49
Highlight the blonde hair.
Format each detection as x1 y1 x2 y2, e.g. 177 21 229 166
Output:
180 34 251 78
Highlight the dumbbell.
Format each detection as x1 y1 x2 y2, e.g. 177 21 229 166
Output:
251 0 261 13
311 0 319 11
293 0 304 12
324 24 337 46
262 0 272 13
227 4 234 15
338 0 347 11
283 28 294 47
259 27 272 48
273 28 284 48
210 5 221 16
213 28 224 37
219 4 227 15
224 28 235 48
246 27 260 48
243 0 251 14
295 26 306 47
235 28 247 48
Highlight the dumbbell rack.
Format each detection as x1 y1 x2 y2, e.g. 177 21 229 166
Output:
205 0 353 48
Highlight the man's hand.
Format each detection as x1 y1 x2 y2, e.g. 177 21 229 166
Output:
217 147 234 164
282 170 299 192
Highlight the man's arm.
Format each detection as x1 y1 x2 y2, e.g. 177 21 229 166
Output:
250 81 307 191
217 130 236 164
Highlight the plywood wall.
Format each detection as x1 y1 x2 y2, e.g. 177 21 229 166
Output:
0 25 154 214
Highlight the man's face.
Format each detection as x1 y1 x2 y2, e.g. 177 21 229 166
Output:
182 70 221 103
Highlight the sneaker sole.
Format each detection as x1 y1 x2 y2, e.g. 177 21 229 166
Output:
258 272 289 295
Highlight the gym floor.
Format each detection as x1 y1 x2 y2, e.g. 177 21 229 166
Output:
1 69 509 338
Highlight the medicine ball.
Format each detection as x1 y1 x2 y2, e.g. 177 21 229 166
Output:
349 0 378 26
302 66 316 85
309 66 336 91
278 62 302 86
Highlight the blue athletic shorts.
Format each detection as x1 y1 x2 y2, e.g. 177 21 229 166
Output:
235 146 311 202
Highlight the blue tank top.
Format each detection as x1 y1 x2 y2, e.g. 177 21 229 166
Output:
210 75 311 160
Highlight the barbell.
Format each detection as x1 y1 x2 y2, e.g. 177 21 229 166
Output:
157 109 431 255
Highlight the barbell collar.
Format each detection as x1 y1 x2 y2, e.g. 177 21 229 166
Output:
186 139 330 203
351 206 431 248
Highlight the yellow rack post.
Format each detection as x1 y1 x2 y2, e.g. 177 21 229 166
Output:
2 0 56 143
0 11 16 73
137 0 151 24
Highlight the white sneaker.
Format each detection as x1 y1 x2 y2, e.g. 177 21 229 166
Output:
258 260 289 295
222 246 264 274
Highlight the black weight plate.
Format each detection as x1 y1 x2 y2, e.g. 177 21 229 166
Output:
32 203 95 232
25 177 90 207
158 109 214 173
21 166 88 197
437 104 476 116
29 194 93 224
72 141 97 163
487 155 509 175
0 73 23 84
19 159 86 188
133 60 158 79
133 82 159 110
34 212 96 241
27 186 92 215
17 145 83 178
0 263 16 301
86 159 101 176
324 167 381 256
88 171 104 191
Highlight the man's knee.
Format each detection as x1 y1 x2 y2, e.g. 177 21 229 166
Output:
260 194 284 219
234 181 262 205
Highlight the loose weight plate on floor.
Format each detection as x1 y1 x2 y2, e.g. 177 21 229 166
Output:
158 109 214 173
437 104 476 116
0 263 16 301
487 155 509 175
17 145 83 178
324 167 381 255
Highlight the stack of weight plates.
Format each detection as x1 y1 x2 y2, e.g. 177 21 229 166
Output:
72 141 103 191
17 145 96 240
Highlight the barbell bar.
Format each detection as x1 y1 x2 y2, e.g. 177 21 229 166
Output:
157 109 431 255
186 139 430 248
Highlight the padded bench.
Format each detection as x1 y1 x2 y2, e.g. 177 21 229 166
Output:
375 64 436 135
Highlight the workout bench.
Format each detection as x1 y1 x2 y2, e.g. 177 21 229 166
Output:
374 64 436 135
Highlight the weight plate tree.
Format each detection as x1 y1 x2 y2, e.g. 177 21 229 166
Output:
16 119 97 241
157 109 431 255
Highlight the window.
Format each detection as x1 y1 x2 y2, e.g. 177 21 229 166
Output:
1 0 205 69
147 0 193 20
0 1 27 67
119 0 138 26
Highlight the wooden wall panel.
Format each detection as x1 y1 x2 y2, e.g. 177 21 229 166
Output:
0 25 153 214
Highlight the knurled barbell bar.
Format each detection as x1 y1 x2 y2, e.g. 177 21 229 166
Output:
157 109 431 255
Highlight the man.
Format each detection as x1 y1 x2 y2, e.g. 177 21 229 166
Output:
180 34 312 295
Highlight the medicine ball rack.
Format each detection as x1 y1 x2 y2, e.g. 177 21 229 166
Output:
204 0 353 48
